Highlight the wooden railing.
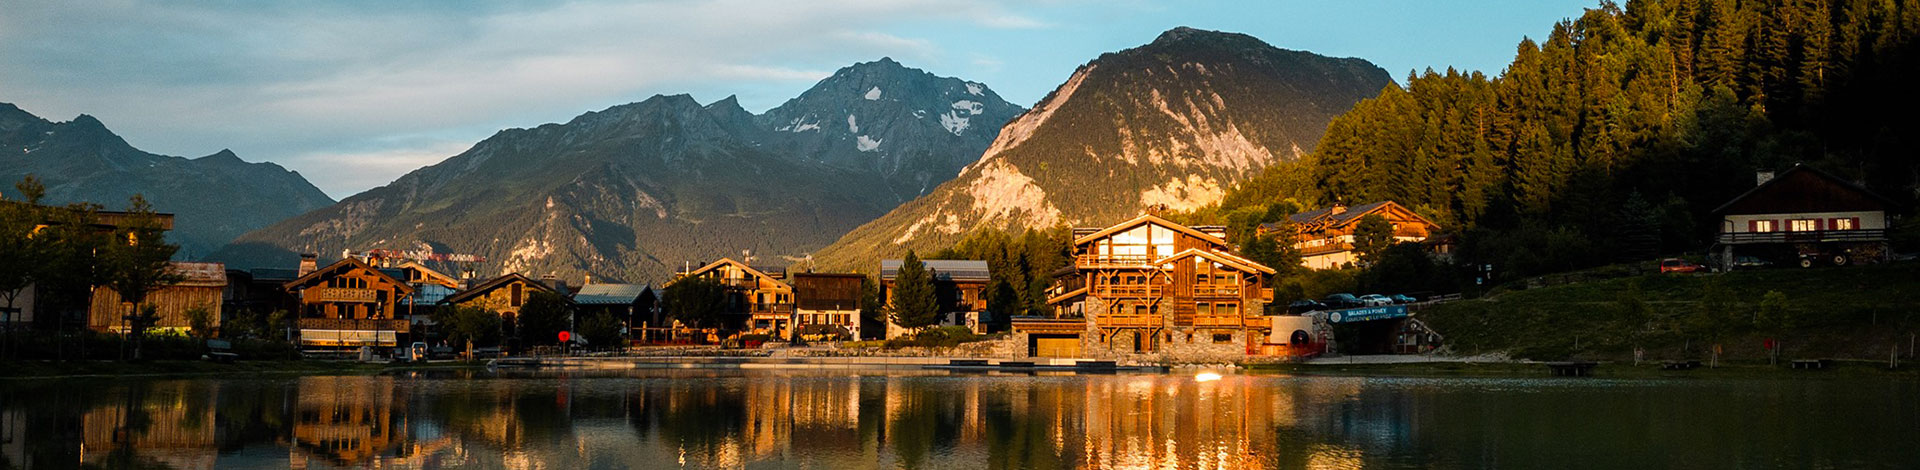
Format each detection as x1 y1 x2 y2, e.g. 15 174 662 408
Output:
1717 229 1885 244
1192 284 1240 297
1190 315 1246 327
1092 283 1162 297
749 303 793 315
305 287 376 303
1076 254 1154 267
298 318 409 333
1096 314 1161 328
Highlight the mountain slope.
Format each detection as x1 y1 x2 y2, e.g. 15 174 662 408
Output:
813 27 1392 270
0 103 334 256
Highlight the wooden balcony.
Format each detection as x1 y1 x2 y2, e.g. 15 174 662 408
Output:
305 287 377 303
1095 314 1162 328
1091 283 1162 298
1076 254 1154 268
1716 229 1886 245
748 303 793 315
1190 315 1246 327
1191 284 1240 297
298 317 409 333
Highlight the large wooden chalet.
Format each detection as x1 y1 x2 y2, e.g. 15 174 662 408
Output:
1712 164 1899 269
670 258 793 335
1259 201 1440 270
283 256 414 349
1015 214 1276 358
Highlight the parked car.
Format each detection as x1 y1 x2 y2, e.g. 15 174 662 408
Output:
1731 255 1773 270
1287 300 1327 314
1323 293 1363 309
1659 258 1704 273
1358 294 1393 306
1391 294 1419 304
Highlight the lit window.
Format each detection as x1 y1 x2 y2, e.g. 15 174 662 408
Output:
1789 219 1820 232
1752 220 1777 232
1831 218 1856 230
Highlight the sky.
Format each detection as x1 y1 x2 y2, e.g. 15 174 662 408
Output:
0 0 1600 200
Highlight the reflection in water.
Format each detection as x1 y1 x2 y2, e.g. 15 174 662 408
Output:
1 370 1917 469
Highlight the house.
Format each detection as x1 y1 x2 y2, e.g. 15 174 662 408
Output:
1711 164 1899 269
389 260 464 325
669 258 794 335
283 255 414 349
1016 214 1276 358
443 273 568 325
791 273 865 340
87 261 227 335
879 259 989 337
573 282 655 330
3 203 174 331
1258 201 1440 270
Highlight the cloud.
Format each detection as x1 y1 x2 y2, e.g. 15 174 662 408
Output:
0 0 1056 199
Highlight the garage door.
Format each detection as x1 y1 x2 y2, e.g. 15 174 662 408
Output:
1033 336 1081 358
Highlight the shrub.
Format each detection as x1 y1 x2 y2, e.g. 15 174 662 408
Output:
884 326 982 349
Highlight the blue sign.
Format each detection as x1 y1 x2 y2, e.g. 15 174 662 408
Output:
1326 305 1409 324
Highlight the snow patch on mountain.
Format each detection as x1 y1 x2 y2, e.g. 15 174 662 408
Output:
779 116 820 132
939 111 969 136
951 100 984 115
965 83 983 96
856 135 883 152
847 115 859 133
865 87 882 100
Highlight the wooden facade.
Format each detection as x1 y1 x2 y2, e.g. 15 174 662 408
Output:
1260 201 1439 270
792 273 865 339
87 261 226 334
284 258 414 348
670 258 793 334
880 259 990 337
1021 214 1276 356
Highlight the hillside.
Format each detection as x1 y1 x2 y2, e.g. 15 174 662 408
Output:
812 27 1392 271
213 59 1023 283
0 103 334 256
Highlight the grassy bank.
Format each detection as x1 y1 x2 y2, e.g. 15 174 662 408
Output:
1420 263 1920 362
0 359 487 379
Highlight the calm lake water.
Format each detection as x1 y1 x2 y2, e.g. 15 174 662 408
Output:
1 368 1916 469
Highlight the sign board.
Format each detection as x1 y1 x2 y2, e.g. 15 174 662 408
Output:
1326 305 1410 324
558 331 571 342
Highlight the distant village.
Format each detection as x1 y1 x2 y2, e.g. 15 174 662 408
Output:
0 164 1896 361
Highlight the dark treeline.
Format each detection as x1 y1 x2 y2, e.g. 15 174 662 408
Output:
1214 0 1920 279
928 227 1071 325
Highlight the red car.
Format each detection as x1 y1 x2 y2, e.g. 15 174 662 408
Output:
1659 258 1704 273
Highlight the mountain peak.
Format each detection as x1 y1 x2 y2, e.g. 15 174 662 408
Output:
0 102 45 130
199 148 243 163
1146 26 1269 51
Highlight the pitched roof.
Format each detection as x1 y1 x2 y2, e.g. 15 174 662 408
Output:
1072 214 1228 247
444 272 564 305
1261 200 1435 233
670 258 791 289
1712 164 1901 215
573 283 651 305
168 262 227 288
1153 248 1276 274
394 260 462 288
283 257 414 296
880 259 991 282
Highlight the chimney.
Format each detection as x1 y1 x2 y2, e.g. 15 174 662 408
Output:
582 273 593 285
1756 171 1775 186
541 273 567 294
297 254 318 277
1330 204 1348 215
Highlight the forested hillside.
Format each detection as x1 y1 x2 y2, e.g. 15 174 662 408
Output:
1207 0 1920 278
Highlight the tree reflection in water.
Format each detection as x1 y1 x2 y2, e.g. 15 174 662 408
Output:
0 370 1916 469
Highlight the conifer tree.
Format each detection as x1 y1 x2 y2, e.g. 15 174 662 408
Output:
889 251 941 329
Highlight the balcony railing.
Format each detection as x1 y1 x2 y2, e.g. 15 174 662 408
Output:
748 303 793 315
1192 284 1241 297
305 287 377 303
1716 229 1886 245
1190 315 1245 327
298 318 409 333
1076 254 1154 267
1096 314 1161 328
1091 283 1162 298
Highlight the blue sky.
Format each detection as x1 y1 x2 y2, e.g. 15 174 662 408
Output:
0 0 1598 199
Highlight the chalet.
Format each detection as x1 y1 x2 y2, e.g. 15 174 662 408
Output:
4 203 174 331
572 282 655 330
390 260 463 325
792 272 865 340
1015 214 1276 358
880 259 989 337
1259 201 1440 270
443 273 568 326
283 256 414 349
670 258 793 335
87 261 227 335
1712 164 1899 269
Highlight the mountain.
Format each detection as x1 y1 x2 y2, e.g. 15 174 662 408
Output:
812 27 1392 270
760 57 1025 201
213 60 1023 283
0 102 334 256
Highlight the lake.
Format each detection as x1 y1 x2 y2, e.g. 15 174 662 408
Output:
1 368 1916 469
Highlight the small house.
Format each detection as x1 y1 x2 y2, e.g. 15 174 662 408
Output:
1712 164 1899 269
1260 201 1439 270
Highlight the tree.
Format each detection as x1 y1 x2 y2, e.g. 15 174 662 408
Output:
185 306 215 339
0 176 50 356
1350 214 1395 267
515 290 572 346
432 305 503 349
578 311 623 350
858 275 885 339
889 251 941 330
662 276 728 329
100 195 181 360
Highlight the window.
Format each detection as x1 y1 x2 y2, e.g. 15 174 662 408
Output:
1751 220 1777 232
511 283 524 307
1212 333 1233 343
1830 218 1857 230
1196 303 1213 316
1218 302 1238 315
1789 219 1821 232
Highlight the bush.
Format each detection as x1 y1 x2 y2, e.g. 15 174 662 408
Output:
884 326 982 349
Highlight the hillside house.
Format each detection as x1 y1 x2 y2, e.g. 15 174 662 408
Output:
880 259 990 337
1016 214 1276 358
670 258 794 335
87 261 227 335
1712 164 1898 269
284 256 414 348
1260 201 1440 270
792 272 866 340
